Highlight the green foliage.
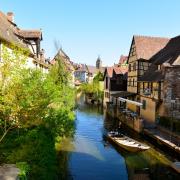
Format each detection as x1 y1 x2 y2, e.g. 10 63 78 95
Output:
49 57 71 86
0 127 57 180
0 45 29 142
80 72 104 102
93 72 104 82
0 44 75 178
0 46 75 142
16 162 30 180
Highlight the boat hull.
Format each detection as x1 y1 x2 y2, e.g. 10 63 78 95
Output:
107 135 149 152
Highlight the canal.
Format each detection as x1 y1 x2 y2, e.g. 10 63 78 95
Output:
59 99 179 180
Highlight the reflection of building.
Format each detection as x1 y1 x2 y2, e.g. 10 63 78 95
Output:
0 11 49 72
103 55 128 107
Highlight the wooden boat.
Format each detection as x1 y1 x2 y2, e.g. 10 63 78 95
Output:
107 132 150 152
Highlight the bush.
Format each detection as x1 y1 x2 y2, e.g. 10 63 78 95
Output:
0 127 57 179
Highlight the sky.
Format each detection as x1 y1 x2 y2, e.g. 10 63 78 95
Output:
1 0 180 66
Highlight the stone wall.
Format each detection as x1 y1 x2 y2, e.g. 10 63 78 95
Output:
163 66 180 118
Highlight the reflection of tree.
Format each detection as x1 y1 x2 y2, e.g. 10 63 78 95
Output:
57 150 72 180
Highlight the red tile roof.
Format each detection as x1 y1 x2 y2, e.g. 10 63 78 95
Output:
150 35 180 65
106 67 114 77
106 66 128 78
134 35 170 60
139 35 180 82
0 11 25 47
119 55 128 64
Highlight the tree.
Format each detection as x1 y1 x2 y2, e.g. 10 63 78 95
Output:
79 71 104 103
0 43 75 144
46 57 75 137
0 44 29 142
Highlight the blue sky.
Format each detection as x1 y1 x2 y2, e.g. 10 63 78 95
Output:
1 0 180 66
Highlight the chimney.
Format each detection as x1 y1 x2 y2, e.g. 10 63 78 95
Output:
7 12 14 23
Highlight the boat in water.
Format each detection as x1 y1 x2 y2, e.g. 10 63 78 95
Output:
107 131 150 152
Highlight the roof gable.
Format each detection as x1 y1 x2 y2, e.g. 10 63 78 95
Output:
130 35 170 60
17 30 42 40
104 66 128 79
0 11 25 47
119 55 128 64
52 49 74 71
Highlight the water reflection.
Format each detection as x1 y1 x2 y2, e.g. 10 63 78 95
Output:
58 98 179 180
103 110 179 180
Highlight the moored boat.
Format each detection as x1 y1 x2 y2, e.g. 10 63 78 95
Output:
107 131 150 152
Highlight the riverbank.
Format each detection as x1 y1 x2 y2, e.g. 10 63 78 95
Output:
0 127 58 179
62 100 180 179
106 109 180 162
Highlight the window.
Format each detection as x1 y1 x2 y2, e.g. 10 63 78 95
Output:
105 92 110 98
129 64 131 72
133 62 136 71
142 100 146 110
132 79 134 86
130 46 136 57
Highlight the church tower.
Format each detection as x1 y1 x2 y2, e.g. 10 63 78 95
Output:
96 56 102 69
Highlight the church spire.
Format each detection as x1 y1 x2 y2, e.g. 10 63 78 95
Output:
96 56 102 69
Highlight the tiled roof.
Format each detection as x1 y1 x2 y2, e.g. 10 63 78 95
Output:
114 67 128 75
134 35 170 60
52 49 74 71
0 11 26 47
150 35 180 65
138 35 180 82
138 65 164 82
0 11 43 50
119 55 128 64
87 65 105 74
105 66 128 78
17 30 42 39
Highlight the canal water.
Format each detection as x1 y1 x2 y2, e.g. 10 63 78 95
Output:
59 99 179 180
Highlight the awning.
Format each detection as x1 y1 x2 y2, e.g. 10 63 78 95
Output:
111 91 136 98
118 97 143 106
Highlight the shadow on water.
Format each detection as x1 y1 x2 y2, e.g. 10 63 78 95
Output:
103 111 180 180
57 95 179 180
